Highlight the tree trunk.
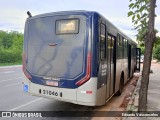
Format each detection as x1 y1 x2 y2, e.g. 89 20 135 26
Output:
138 0 156 112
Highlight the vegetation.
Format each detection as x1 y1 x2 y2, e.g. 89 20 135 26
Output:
128 0 157 111
153 45 160 61
139 36 160 59
0 30 23 66
153 36 160 61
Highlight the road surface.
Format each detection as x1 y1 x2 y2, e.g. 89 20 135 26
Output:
0 66 138 120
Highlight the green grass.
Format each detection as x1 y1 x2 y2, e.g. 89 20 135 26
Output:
0 61 22 66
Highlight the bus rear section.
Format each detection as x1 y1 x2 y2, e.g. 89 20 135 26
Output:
22 12 103 106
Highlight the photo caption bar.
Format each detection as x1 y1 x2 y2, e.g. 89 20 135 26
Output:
0 111 160 117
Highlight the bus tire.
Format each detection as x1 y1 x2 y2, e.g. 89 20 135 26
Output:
115 74 124 96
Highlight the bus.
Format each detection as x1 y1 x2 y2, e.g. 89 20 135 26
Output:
22 11 141 106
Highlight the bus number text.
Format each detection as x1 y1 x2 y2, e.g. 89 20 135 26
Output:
42 90 58 96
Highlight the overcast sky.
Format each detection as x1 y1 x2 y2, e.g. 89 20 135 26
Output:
0 0 160 41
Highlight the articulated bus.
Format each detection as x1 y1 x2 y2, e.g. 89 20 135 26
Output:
22 11 141 106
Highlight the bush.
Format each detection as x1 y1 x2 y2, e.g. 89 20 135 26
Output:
0 31 23 65
0 49 22 63
140 47 145 55
153 45 160 61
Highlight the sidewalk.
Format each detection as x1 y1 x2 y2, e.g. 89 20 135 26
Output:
124 61 160 120
147 62 160 111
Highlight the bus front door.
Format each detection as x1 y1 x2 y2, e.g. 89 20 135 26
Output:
106 34 116 99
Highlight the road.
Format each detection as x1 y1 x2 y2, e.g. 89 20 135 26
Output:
0 66 138 120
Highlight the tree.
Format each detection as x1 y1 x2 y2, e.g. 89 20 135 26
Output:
128 0 157 111
0 31 23 64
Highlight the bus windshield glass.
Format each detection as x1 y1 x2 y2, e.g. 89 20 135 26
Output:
26 15 86 79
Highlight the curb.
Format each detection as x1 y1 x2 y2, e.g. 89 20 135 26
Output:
126 75 141 112
122 74 141 120
0 65 22 69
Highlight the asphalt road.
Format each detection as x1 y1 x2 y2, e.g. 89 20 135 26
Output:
0 66 95 120
0 65 138 120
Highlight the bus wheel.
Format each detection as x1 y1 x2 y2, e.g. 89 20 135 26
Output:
115 74 124 96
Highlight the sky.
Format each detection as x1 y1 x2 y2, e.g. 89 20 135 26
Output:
0 0 160 41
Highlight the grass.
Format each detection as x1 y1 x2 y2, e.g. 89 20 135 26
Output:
0 61 22 66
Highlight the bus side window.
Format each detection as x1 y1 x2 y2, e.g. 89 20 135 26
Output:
117 34 123 59
108 35 112 61
123 37 127 58
100 23 106 61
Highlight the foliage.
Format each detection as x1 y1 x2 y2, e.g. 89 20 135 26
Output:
153 36 160 60
153 45 160 61
140 36 160 56
140 46 145 55
128 0 149 42
0 30 23 64
154 36 160 48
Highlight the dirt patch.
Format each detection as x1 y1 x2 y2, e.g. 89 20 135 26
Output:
119 94 131 108
119 78 138 108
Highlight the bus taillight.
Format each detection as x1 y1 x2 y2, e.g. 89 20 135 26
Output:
22 53 32 79
76 53 91 86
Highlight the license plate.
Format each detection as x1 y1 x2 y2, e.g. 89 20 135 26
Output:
46 81 58 86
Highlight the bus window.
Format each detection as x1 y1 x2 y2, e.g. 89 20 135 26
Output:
123 37 127 58
118 35 122 47
56 19 79 34
108 35 115 62
100 23 106 60
108 35 111 62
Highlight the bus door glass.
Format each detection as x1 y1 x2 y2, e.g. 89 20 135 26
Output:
98 23 107 88
107 34 115 97
128 43 131 78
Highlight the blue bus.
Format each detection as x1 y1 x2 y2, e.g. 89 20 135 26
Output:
22 11 140 106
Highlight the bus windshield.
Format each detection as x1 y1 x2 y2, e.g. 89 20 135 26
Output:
26 15 86 79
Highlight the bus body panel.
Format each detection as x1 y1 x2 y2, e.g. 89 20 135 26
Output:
77 77 106 106
23 75 105 106
77 77 97 103
115 59 123 92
